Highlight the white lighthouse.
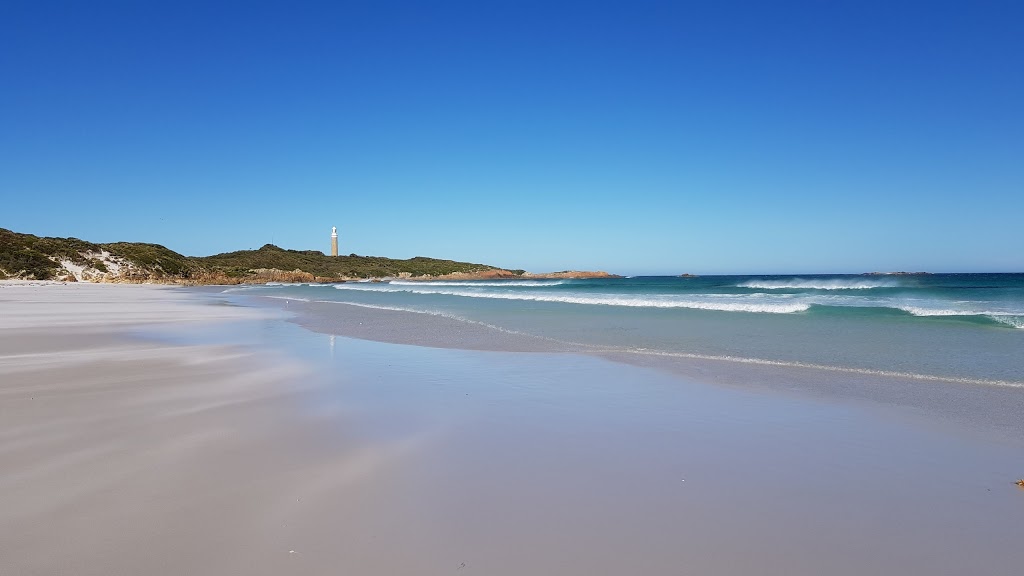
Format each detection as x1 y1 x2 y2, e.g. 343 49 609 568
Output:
330 226 338 256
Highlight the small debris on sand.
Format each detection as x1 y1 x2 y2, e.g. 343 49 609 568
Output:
1015 479 1024 488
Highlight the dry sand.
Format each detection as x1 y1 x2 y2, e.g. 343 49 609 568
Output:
0 284 404 575
2 283 1022 575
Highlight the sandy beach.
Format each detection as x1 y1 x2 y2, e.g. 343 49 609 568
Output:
2 283 1022 575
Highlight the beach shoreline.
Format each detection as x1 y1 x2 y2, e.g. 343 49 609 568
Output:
246 294 1024 445
2 283 1023 575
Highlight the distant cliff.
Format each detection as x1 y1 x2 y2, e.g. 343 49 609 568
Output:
0 228 615 284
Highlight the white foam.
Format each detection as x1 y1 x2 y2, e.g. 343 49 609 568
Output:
896 306 1024 327
990 315 1024 329
897 306 969 317
257 282 1024 326
739 278 898 290
332 284 810 313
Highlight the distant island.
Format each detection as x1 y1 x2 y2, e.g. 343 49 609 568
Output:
0 228 616 284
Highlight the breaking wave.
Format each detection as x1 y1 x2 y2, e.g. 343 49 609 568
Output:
739 278 898 290
246 277 1024 328
991 315 1024 329
895 307 1024 328
333 284 810 313
325 284 1024 324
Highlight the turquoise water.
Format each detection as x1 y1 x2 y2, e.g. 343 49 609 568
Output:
228 274 1024 386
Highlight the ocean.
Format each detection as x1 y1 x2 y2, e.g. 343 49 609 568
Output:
229 274 1024 387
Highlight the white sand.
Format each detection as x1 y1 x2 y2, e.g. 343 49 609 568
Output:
0 284 387 575
2 284 1022 575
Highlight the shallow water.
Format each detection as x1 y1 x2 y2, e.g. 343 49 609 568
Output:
150 302 1024 575
226 274 1024 385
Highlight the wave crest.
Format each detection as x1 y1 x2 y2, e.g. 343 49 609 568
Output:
333 284 809 313
991 315 1024 329
898 307 1024 328
739 278 897 290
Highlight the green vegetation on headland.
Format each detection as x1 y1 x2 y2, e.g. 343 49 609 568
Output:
0 228 544 284
198 244 513 282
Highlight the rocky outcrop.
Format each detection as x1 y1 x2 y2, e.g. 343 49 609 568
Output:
522 270 620 279
407 269 523 281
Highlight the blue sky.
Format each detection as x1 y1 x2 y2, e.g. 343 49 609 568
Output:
2 0 1021 274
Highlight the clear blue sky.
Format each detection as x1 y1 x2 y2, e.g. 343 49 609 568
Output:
2 0 1021 275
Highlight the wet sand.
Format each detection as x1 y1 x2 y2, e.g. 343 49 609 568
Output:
279 297 1024 443
2 284 1022 575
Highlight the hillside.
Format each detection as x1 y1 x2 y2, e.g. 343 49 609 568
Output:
195 244 517 282
0 228 517 283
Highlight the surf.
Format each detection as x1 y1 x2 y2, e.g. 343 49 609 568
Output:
738 278 899 290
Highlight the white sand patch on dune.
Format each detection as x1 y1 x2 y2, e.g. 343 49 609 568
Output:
57 259 87 281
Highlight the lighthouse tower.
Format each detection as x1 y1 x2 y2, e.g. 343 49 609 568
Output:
330 226 339 256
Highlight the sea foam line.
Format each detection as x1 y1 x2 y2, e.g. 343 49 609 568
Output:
308 299 577 345
615 349 1024 389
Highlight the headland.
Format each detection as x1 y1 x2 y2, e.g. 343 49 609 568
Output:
0 228 616 284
